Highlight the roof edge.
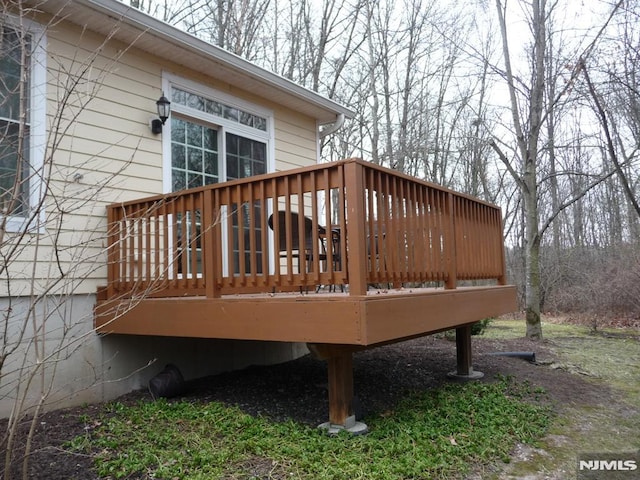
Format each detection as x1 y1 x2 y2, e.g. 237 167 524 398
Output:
65 0 355 119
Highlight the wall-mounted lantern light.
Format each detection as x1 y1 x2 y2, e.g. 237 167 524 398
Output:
151 93 171 134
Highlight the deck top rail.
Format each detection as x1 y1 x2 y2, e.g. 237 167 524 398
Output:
104 158 506 299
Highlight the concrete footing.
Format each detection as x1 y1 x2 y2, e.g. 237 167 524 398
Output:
447 369 484 381
318 415 368 435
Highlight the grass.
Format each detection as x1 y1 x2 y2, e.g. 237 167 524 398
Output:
486 317 640 396
482 317 640 479
71 377 551 479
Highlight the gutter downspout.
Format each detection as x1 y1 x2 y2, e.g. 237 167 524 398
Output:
319 113 345 139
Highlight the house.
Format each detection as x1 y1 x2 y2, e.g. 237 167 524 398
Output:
1 0 350 418
1 0 516 431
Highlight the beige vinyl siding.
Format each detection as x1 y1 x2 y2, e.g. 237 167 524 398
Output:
3 15 321 297
274 107 318 171
46 27 164 202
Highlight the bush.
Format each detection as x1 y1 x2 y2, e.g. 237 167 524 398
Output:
471 317 493 335
441 318 493 340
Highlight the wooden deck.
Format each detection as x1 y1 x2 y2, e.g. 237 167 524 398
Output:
94 158 517 430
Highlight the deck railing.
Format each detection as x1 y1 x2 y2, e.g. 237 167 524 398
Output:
104 158 506 299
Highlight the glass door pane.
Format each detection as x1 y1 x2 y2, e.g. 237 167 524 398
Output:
171 117 219 189
225 133 266 180
170 117 219 276
226 133 267 275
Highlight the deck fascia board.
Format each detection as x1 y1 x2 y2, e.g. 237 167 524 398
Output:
96 295 364 344
361 285 517 345
95 285 516 346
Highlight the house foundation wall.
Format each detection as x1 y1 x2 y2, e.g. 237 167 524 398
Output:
0 295 308 418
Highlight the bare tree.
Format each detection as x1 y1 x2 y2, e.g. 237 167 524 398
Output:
487 0 629 338
580 2 640 225
490 0 550 339
0 7 161 477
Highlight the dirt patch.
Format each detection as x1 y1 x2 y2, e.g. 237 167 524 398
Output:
0 333 628 479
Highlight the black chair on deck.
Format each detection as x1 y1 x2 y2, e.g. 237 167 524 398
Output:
267 211 321 273
267 211 343 291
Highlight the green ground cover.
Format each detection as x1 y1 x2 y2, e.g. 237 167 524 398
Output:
72 376 550 479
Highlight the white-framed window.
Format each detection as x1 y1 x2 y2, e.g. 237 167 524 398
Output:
161 74 275 276
161 74 274 193
0 16 46 232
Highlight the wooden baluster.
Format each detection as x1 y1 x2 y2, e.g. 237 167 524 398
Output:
203 189 219 298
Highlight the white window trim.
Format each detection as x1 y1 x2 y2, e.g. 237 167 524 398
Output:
160 73 275 193
1 16 47 233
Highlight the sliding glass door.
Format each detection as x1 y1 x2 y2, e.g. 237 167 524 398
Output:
166 82 272 277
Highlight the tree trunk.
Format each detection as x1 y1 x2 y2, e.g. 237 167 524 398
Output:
524 194 543 339
495 0 546 339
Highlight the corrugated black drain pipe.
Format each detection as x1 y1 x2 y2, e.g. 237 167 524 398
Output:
487 352 536 363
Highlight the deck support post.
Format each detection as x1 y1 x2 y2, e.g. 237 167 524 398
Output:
448 324 484 381
309 344 368 435
328 353 353 424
